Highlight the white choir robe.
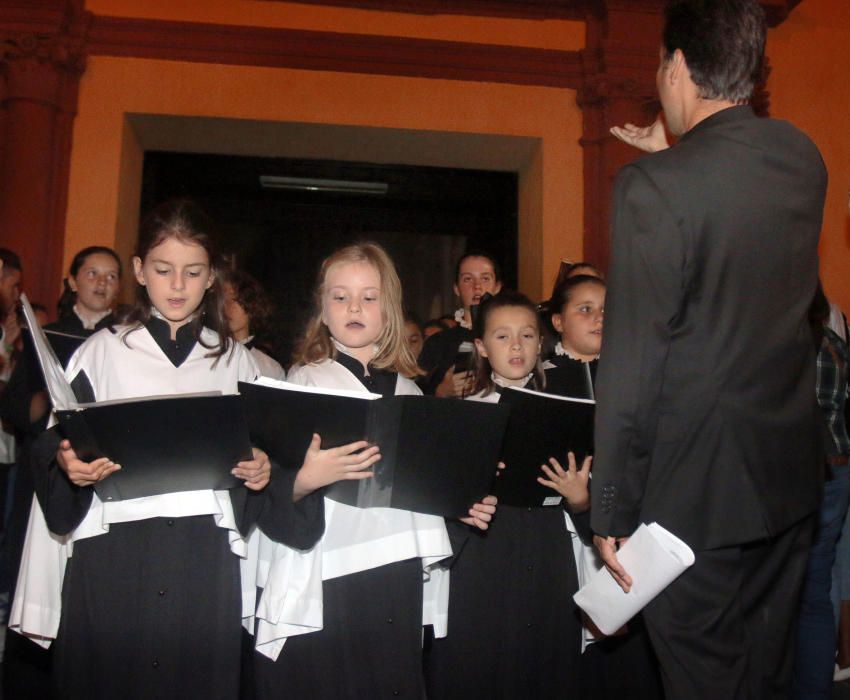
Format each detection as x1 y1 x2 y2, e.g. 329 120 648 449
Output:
252 358 453 660
10 324 267 699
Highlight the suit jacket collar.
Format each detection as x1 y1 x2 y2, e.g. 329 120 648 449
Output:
680 104 755 144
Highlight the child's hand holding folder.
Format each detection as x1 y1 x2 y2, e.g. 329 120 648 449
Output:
537 452 592 512
57 438 121 487
293 433 380 502
233 447 272 491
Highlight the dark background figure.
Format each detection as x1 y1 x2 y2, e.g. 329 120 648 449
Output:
591 1 828 698
0 246 122 700
793 282 850 698
416 251 502 396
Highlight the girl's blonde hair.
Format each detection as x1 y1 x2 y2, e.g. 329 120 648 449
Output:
293 242 422 378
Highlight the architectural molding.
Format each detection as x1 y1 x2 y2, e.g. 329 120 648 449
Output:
88 16 584 89
261 0 588 20
276 0 801 27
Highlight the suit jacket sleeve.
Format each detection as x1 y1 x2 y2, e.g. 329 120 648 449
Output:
591 163 687 538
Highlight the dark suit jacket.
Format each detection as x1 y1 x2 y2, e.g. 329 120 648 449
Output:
591 105 827 551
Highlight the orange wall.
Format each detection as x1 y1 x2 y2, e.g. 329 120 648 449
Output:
64 2 586 303
767 0 850 312
64 56 584 301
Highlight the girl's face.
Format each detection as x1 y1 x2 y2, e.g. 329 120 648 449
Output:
133 237 214 336
454 256 502 311
405 320 424 360
322 261 384 352
475 305 540 382
552 282 605 361
69 252 121 314
223 283 251 340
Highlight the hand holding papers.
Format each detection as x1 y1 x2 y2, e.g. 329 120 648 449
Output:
574 523 695 636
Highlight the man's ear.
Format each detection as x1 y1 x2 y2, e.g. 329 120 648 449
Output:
669 48 687 84
474 338 488 359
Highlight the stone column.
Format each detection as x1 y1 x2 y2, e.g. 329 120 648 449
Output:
0 5 89 309
578 1 663 271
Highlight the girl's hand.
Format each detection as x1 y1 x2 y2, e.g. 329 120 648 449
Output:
56 439 120 487
609 116 669 153
459 494 498 531
293 434 380 501
451 370 473 397
233 447 271 491
537 452 591 512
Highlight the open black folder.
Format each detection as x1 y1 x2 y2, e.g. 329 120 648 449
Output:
19 293 253 502
494 386 595 508
57 394 251 502
239 379 509 518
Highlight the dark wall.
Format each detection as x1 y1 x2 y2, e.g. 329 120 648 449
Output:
141 151 518 364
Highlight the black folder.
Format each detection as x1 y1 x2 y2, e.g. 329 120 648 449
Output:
494 387 595 508
543 363 594 400
239 381 509 518
57 394 253 502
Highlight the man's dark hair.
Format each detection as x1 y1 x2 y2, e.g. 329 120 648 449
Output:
663 0 766 103
0 248 22 275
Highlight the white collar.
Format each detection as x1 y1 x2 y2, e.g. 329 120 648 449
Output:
554 341 598 362
491 371 533 389
454 307 471 330
331 337 378 358
73 304 111 330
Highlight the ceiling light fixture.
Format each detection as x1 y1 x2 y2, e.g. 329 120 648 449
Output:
259 175 389 195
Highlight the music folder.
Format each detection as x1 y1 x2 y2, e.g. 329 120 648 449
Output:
239 378 509 518
57 394 251 502
19 293 253 502
494 386 595 508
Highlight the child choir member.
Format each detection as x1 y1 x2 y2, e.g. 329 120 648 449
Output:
417 251 502 396
543 274 605 398
542 274 663 700
424 290 588 699
10 200 328 700
0 246 123 679
252 242 496 699
221 268 286 380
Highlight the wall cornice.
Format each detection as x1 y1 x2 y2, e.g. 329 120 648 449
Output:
87 15 584 88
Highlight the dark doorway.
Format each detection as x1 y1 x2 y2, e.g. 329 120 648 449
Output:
141 152 518 364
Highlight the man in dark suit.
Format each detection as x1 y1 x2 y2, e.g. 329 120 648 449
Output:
591 1 828 697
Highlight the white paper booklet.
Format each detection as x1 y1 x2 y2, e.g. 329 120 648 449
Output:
573 522 695 635
18 293 79 411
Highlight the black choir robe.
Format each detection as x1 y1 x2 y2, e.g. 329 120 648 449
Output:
424 382 583 700
544 358 663 700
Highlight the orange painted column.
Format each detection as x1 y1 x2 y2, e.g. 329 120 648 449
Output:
0 17 88 309
579 5 663 271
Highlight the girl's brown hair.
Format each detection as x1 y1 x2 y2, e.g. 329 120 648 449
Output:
467 290 545 398
293 242 421 377
121 198 233 360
